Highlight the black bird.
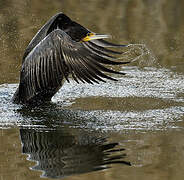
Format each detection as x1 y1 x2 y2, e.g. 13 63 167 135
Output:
12 12 131 105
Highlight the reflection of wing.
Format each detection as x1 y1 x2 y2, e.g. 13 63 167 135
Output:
17 29 130 103
20 128 131 179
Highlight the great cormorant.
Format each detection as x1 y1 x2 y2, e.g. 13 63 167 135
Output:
12 12 131 104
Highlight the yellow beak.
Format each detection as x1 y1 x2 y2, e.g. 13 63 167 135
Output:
82 33 111 42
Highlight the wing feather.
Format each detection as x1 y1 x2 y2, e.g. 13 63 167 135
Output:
16 29 129 103
83 42 115 59
87 41 123 55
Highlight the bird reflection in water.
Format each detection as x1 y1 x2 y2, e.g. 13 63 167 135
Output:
19 127 131 178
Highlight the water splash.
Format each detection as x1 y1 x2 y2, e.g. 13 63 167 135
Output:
0 67 183 131
118 44 157 67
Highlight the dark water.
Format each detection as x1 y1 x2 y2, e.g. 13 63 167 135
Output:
0 0 184 180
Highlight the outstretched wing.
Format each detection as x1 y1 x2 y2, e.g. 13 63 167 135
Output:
17 29 130 103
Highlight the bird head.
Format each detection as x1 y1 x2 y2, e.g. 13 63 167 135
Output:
48 13 111 42
23 13 110 60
